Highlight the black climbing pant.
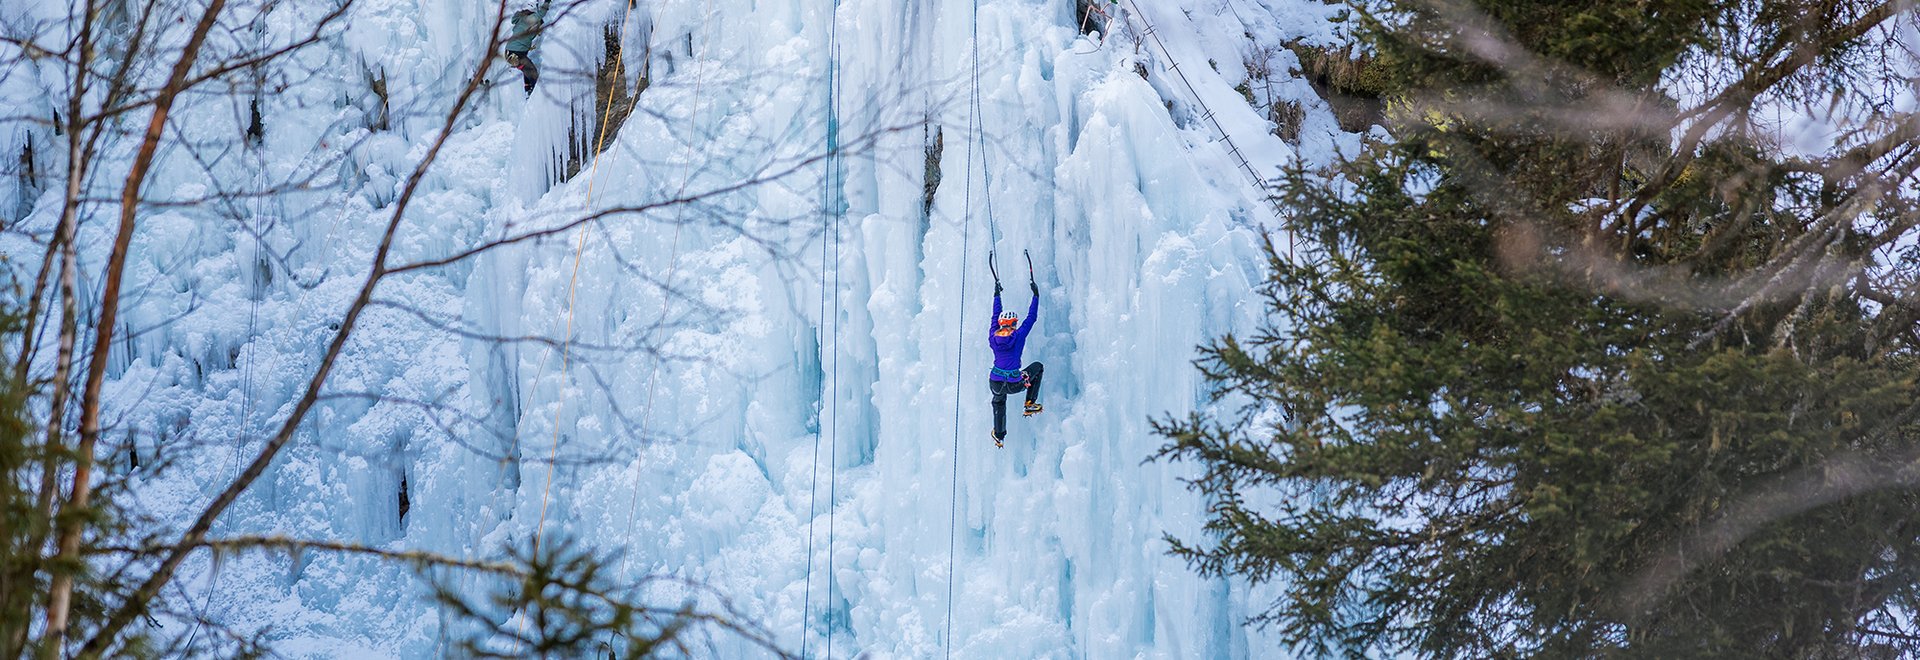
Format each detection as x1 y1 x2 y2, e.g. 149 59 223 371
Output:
989 362 1044 440
505 50 539 93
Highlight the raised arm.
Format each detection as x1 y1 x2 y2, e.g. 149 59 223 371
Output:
991 291 1003 332
1013 289 1039 344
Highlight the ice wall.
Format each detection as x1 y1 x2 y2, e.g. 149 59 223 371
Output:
0 0 1357 656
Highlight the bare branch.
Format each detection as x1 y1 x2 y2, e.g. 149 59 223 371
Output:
46 0 233 653
78 3 513 655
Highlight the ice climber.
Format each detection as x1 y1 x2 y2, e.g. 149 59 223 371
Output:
988 266 1043 448
503 1 550 94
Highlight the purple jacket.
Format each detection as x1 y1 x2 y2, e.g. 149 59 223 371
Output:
988 293 1038 382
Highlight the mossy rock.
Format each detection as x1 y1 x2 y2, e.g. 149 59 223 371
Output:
1287 43 1389 132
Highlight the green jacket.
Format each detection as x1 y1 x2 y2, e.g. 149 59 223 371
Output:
505 2 548 52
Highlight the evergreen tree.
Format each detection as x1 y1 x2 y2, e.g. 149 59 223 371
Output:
1159 0 1920 656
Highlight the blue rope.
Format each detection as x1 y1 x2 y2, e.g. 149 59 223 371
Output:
825 21 844 658
186 154 270 653
972 5 998 247
943 0 989 654
942 138 971 658
801 1 842 655
800 111 824 660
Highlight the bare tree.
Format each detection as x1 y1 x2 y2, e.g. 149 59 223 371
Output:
0 0 936 656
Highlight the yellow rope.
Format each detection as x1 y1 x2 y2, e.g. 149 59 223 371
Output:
530 0 641 557
506 0 710 646
620 0 713 574
504 0 639 644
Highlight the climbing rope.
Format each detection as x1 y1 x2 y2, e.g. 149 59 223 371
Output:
183 163 268 654
529 0 640 563
972 6 999 247
825 112 844 660
801 144 824 655
800 161 824 658
806 5 844 652
620 0 713 584
942 0 995 654
509 1 644 645
802 3 846 656
1115 0 1295 258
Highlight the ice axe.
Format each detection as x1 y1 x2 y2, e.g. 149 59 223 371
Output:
1021 249 1036 295
989 250 1038 294
990 250 1005 299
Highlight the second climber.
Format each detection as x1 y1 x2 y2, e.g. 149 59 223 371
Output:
503 1 550 94
988 265 1043 448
